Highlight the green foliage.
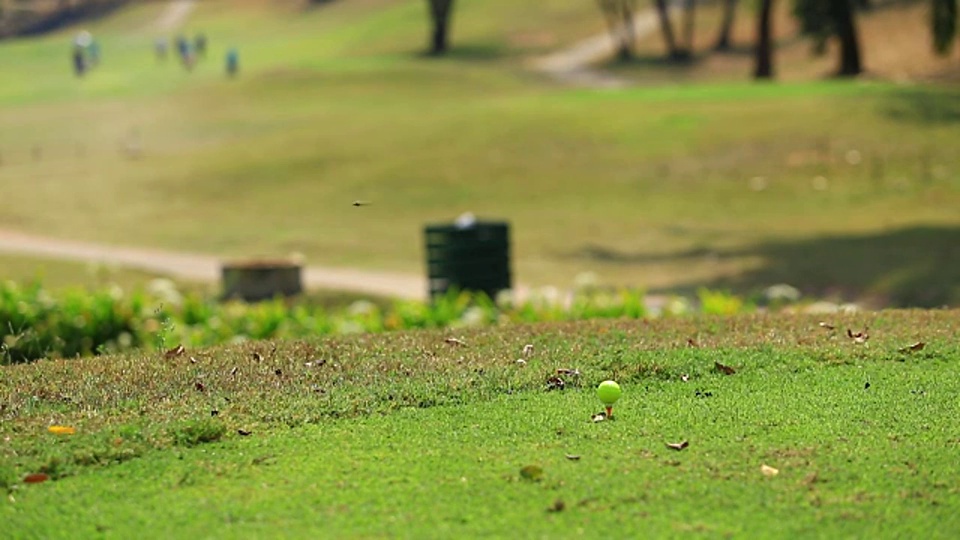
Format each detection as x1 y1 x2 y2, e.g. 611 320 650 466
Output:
171 419 226 447
793 0 836 54
697 287 750 315
0 279 760 364
932 0 958 54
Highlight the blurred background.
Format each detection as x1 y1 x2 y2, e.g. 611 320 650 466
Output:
0 0 958 310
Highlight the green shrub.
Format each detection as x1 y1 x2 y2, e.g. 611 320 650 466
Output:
0 279 754 364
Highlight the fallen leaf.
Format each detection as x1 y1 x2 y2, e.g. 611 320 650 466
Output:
522 344 534 357
818 322 835 331
252 454 275 466
761 464 779 477
564 454 581 461
164 344 185 359
194 382 205 392
591 412 606 423
547 499 565 513
237 429 252 436
545 376 565 391
252 352 264 362
47 425 75 435
189 356 198 364
515 358 527 366
846 328 869 344
520 465 543 481
230 367 239 376
444 337 466 347
680 374 690 382
714 361 736 375
23 473 49 484
898 342 925 353
666 440 689 451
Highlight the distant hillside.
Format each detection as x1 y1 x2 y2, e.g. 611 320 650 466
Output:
0 0 134 38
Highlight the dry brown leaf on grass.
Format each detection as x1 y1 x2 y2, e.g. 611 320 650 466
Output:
23 473 49 484
714 361 736 375
564 454 581 461
898 342 925 353
546 376 565 391
846 328 869 344
761 464 779 477
556 368 580 377
666 440 689 451
818 322 835 331
444 337 467 347
163 344 185 359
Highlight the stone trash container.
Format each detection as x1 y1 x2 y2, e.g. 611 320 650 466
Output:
221 259 302 302
424 214 512 300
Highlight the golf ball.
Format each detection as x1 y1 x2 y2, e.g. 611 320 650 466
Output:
597 380 622 405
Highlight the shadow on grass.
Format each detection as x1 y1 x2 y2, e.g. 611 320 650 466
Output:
570 226 960 307
880 87 960 125
414 44 507 62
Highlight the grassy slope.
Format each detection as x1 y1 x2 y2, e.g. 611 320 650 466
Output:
0 253 182 291
2 311 959 537
0 1 958 305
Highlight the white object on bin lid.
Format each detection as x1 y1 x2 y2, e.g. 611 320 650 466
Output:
454 212 477 229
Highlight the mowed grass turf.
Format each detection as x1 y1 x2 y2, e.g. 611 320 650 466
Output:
2 311 959 537
0 0 958 305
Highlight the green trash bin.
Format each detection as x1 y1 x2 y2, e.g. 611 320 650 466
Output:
425 219 512 299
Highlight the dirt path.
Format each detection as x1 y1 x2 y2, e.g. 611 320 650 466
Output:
529 6 677 87
153 0 196 33
0 229 427 300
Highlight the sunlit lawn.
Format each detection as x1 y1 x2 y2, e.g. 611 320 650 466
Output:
0 0 957 306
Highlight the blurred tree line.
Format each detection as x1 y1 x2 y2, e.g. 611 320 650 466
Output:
425 0 960 78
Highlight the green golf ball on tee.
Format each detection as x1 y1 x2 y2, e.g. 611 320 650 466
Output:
597 380 621 416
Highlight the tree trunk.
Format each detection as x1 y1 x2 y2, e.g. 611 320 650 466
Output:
619 0 637 60
597 0 635 60
754 0 774 79
714 0 738 51
831 0 862 76
931 0 958 55
682 0 696 53
654 0 679 57
427 0 455 55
